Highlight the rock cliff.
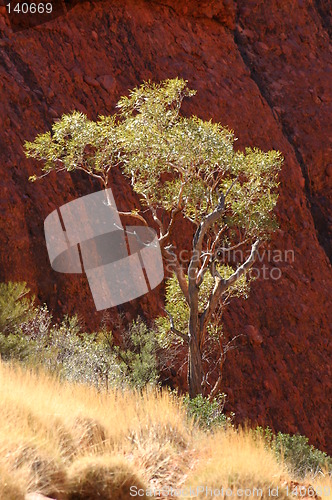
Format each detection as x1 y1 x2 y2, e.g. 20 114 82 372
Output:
0 0 331 452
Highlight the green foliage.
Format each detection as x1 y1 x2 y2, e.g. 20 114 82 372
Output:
118 80 282 237
0 285 159 391
25 112 121 187
155 275 189 348
115 317 159 390
222 147 281 235
24 78 282 241
255 426 332 478
183 393 234 431
41 317 124 389
0 305 124 389
0 332 31 361
0 303 50 363
0 282 35 335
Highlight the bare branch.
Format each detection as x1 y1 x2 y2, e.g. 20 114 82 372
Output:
224 239 260 287
211 226 227 253
209 375 223 400
196 225 227 286
193 193 225 252
200 239 260 334
74 165 106 185
117 211 148 226
140 191 164 235
196 257 210 287
189 193 225 290
214 238 250 255
163 308 189 342
31 166 67 181
220 175 239 199
207 333 243 399
159 206 181 246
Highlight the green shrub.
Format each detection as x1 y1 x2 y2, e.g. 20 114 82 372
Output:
0 283 159 391
0 303 50 363
26 314 125 390
255 426 332 477
184 393 234 431
0 282 35 335
41 316 125 390
0 332 32 361
115 317 159 390
0 290 124 389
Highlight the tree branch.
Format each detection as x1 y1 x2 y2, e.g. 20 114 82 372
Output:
159 182 185 245
196 256 211 287
75 164 106 185
196 224 227 286
187 192 226 318
117 211 148 226
163 308 189 342
192 192 225 259
159 206 181 246
140 191 164 235
214 238 250 256
223 239 260 287
200 239 260 334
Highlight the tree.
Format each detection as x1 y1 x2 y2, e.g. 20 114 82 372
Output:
24 78 283 398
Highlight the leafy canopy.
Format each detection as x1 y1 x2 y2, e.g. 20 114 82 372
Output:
25 78 282 242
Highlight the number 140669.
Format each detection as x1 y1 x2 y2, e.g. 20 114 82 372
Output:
6 3 53 14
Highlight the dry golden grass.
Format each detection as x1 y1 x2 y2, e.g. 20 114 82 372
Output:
66 455 147 499
0 361 191 497
0 463 26 499
183 427 291 499
313 474 332 500
0 360 329 500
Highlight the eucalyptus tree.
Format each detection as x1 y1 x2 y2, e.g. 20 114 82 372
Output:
25 78 282 397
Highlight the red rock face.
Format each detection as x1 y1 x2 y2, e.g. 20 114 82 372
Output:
0 0 331 452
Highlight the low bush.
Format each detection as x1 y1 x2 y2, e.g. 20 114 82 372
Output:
183 393 234 431
0 282 160 391
115 317 159 390
0 308 124 390
0 281 35 335
255 426 332 478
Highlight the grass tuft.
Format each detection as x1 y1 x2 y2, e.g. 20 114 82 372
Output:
184 428 290 498
0 464 26 499
66 455 146 500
